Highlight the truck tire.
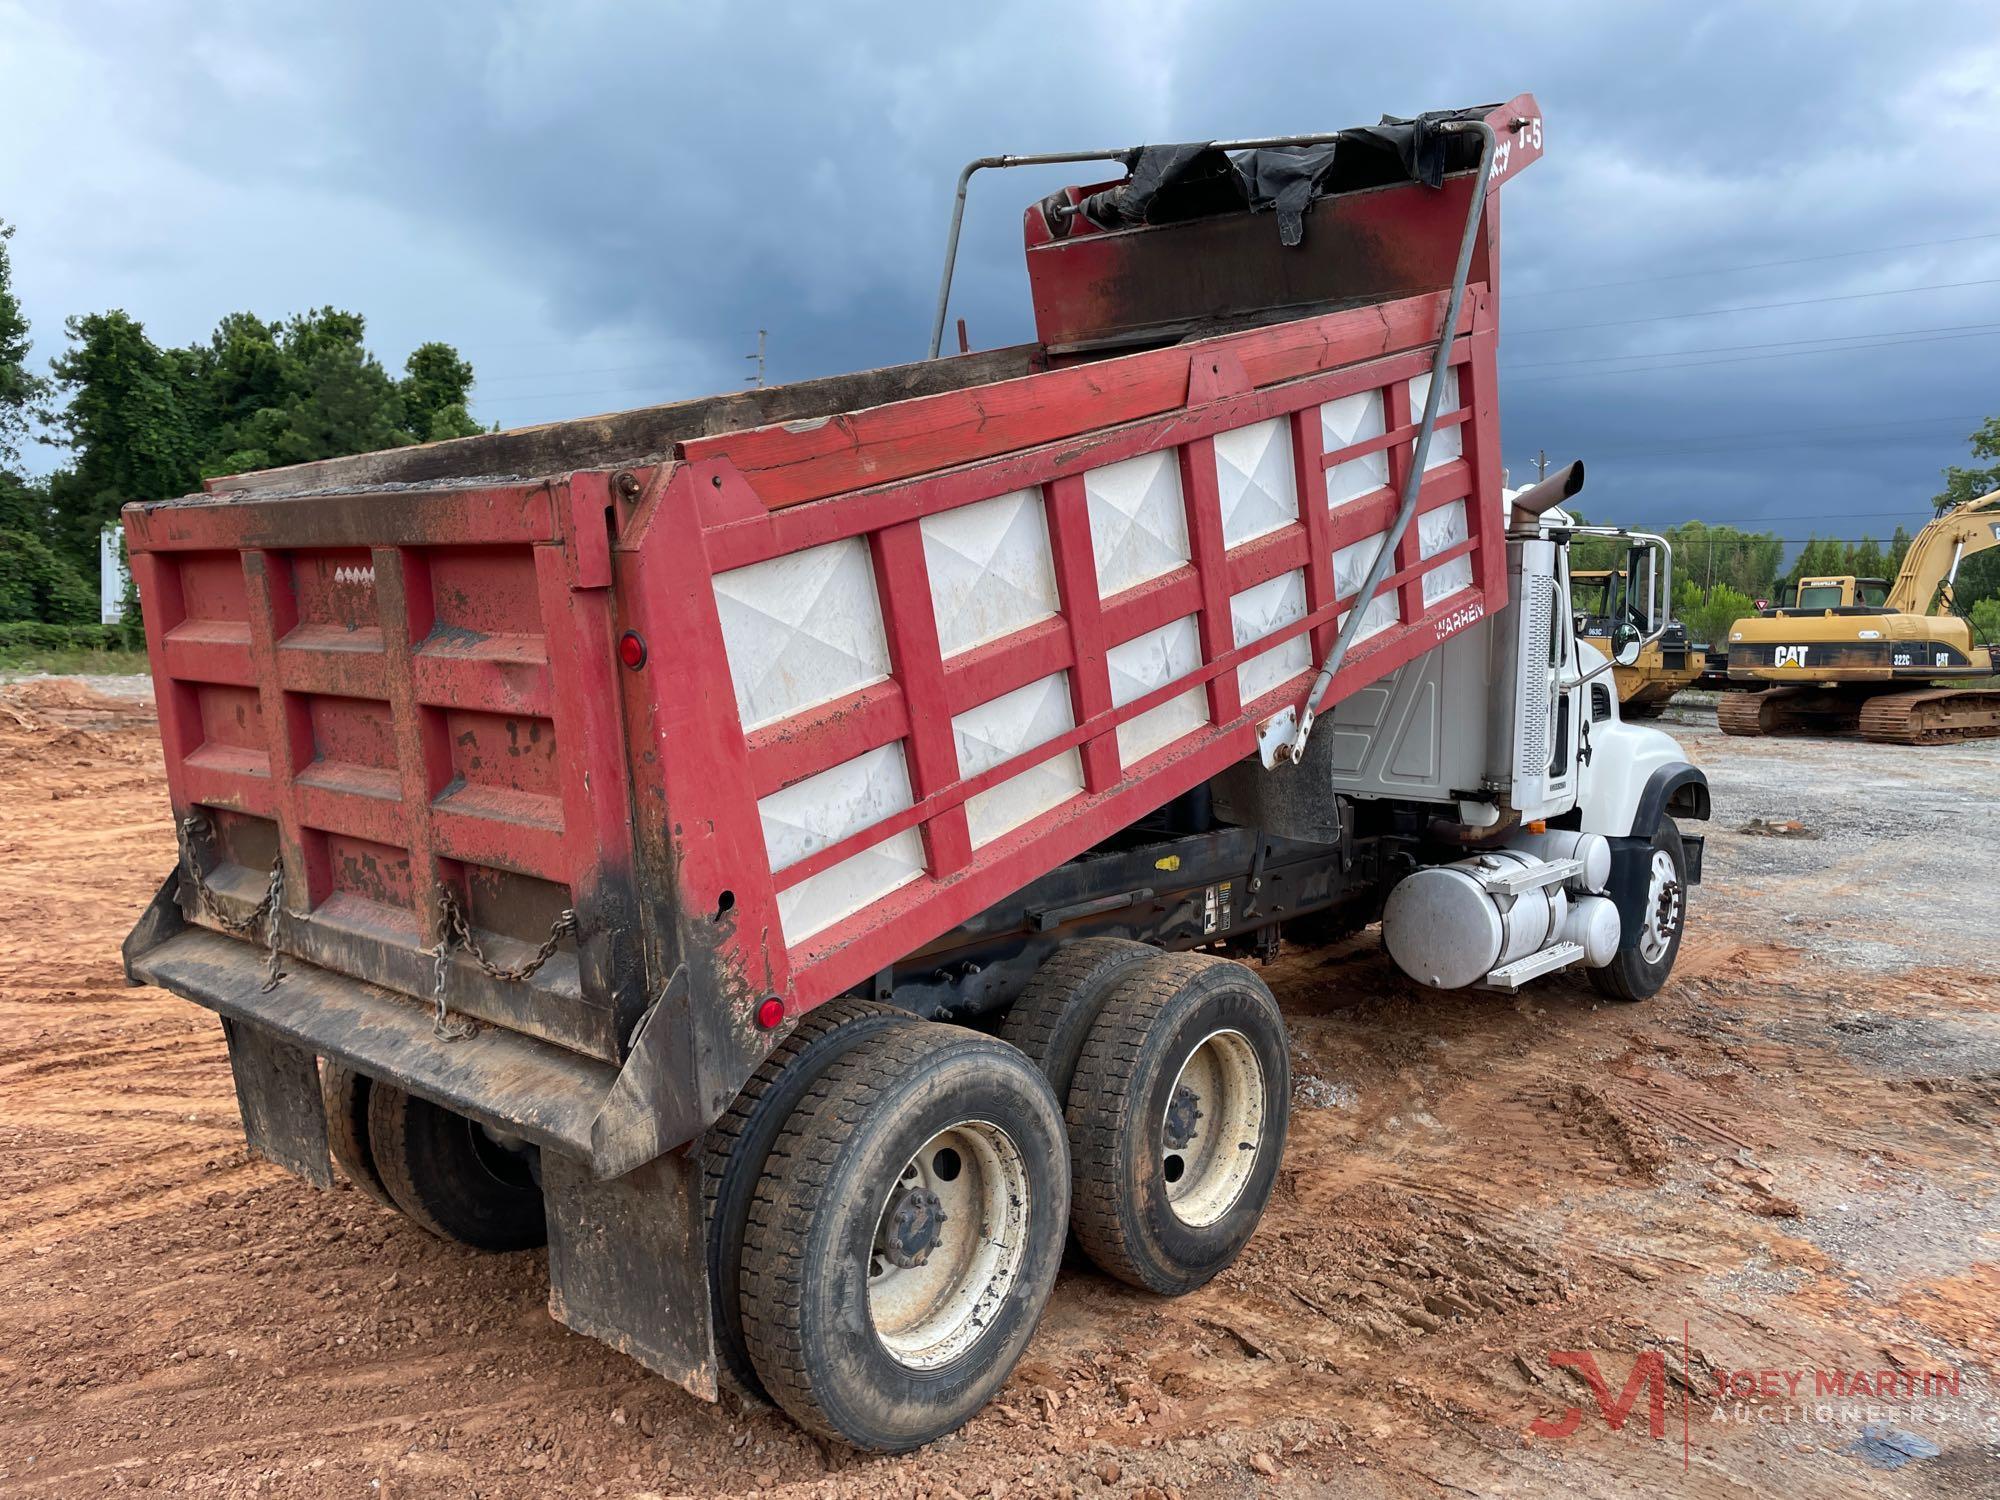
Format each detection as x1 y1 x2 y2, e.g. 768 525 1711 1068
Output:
738 1025 1069 1452
320 1061 396 1210
701 998 920 1405
366 1084 546 1252
1067 953 1290 1296
1590 816 1687 1003
998 937 1154 1103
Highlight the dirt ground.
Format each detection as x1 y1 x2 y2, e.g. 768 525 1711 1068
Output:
1 677 1994 1498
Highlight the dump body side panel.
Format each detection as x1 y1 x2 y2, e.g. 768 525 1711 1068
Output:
622 288 1509 1040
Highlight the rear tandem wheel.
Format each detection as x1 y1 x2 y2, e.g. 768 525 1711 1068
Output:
1066 952 1291 1296
737 1025 1070 1452
320 1061 397 1210
701 998 921 1404
998 936 1155 1102
365 1083 547 1252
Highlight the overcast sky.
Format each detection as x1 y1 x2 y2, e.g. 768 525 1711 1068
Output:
5 2 1997 547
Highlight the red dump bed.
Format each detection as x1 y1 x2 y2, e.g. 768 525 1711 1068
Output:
124 98 1538 1123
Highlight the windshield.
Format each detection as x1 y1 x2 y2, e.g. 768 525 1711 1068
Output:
1571 574 1610 621
1797 584 1844 610
1858 580 1889 607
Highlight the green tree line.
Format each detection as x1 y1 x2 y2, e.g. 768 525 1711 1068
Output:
0 216 483 636
6 208 1998 651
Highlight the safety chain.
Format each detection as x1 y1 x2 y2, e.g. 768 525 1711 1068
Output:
178 814 287 991
423 886 579 1042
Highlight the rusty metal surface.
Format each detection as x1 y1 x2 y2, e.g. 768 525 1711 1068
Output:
131 926 615 1158
221 1018 332 1188
124 505 642 1065
542 1148 718 1401
187 346 1042 501
1026 173 1479 354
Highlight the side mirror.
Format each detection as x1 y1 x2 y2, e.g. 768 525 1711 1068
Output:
1612 624 1643 667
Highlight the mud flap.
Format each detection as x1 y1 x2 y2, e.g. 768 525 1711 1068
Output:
542 1147 717 1400
221 1018 332 1188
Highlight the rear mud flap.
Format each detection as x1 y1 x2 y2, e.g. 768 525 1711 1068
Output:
222 1019 332 1187
543 1148 718 1400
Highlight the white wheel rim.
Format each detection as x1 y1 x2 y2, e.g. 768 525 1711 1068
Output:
1638 848 1682 964
867 1120 1029 1371
1161 1029 1265 1227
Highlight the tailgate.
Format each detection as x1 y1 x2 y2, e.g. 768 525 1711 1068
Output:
122 480 645 1064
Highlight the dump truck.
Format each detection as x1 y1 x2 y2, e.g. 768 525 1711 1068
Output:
119 96 1710 1453
1572 564 1706 715
1721 490 2000 742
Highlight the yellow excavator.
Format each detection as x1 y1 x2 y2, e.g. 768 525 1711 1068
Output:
1720 490 2000 743
1572 568 1706 715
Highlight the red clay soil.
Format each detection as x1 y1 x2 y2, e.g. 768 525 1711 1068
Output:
0 678 1993 1498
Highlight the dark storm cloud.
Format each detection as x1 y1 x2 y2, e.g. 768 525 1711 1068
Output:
5 1 1997 542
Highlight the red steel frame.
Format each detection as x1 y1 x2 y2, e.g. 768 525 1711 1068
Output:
126 242 1511 1064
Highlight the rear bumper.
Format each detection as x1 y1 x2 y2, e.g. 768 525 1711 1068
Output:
130 924 617 1159
122 869 695 1178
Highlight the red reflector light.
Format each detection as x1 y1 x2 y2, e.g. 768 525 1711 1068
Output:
618 631 647 669
754 996 786 1031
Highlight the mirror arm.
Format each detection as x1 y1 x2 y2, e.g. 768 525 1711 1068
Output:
1563 651 1623 692
1555 526 1673 691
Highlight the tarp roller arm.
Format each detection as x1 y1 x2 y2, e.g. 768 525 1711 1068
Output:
1283 116 1497 763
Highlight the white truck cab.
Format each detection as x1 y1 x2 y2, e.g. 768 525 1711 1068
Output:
1214 467 1708 1002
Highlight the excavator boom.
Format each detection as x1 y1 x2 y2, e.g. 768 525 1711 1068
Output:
1887 490 2000 615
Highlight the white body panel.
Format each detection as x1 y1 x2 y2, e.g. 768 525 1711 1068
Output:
715 538 892 731
920 488 1062 657
952 674 1084 849
759 743 927 942
1568 642 1689 835
101 524 129 623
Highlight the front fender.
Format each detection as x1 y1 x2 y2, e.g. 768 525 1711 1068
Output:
1577 721 1708 838
1630 762 1711 837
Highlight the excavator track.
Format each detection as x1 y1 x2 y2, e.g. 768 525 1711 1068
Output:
1857 688 2000 745
1712 692 1864 744
1716 687 1862 737
1717 691 1775 736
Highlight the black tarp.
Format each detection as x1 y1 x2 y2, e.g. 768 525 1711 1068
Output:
1047 105 1495 248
